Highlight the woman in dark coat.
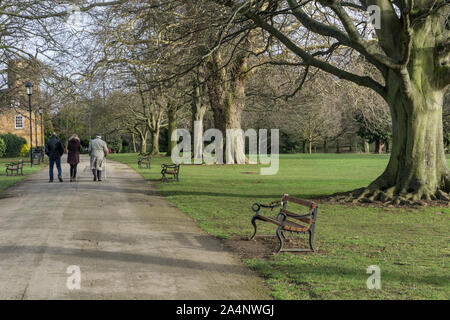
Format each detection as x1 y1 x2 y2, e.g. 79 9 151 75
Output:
67 134 81 182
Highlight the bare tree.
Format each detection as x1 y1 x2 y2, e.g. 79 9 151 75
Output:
212 0 450 204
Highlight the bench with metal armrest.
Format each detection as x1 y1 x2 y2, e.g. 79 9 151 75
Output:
5 160 24 176
161 163 180 182
250 194 318 254
137 153 152 169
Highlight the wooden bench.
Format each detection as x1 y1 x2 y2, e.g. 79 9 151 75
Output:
161 163 180 182
250 194 318 254
5 160 24 176
138 153 152 169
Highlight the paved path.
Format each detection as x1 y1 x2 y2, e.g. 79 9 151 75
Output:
0 156 270 299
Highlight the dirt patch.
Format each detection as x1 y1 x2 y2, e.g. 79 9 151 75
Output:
224 235 320 260
242 171 259 175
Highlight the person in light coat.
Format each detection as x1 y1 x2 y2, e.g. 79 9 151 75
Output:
88 134 108 182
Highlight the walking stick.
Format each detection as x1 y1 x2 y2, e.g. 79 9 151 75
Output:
104 157 107 180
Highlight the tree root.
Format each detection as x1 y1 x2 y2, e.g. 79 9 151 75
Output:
330 184 450 206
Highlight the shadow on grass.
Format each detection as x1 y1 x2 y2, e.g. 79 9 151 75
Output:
156 190 321 200
249 260 447 287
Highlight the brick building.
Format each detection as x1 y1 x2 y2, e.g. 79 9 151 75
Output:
0 59 44 147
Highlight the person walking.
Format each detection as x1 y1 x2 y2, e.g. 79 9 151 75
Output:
67 134 81 182
45 132 65 183
88 134 108 182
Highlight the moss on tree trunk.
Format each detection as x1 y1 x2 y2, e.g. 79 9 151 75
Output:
366 79 449 203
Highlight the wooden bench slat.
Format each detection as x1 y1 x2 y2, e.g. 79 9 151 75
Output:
279 209 313 224
283 220 309 232
255 214 311 232
282 194 316 209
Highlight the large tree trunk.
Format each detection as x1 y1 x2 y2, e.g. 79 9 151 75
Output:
323 139 328 153
192 70 208 164
151 128 160 156
166 106 178 157
206 48 250 165
351 72 449 204
131 133 137 153
223 87 247 164
363 139 370 153
355 7 450 203
138 131 147 154
367 80 449 202
147 110 162 156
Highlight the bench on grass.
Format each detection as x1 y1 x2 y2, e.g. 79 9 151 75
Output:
138 153 152 169
250 194 318 254
5 160 24 176
161 163 180 182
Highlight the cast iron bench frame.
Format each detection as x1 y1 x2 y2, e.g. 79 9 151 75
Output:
138 153 152 169
250 194 318 254
5 160 24 176
161 163 180 182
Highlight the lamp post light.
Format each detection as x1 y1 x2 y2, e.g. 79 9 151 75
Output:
25 82 33 167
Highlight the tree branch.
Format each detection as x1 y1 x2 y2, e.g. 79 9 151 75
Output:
243 8 386 96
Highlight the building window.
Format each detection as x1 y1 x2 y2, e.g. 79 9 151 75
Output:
15 115 24 129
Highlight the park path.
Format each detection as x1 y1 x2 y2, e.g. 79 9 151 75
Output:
0 155 270 299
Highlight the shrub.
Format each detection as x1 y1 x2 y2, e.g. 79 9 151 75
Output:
0 138 6 157
0 133 27 157
20 143 30 157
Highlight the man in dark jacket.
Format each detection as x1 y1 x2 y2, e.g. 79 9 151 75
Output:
45 132 65 182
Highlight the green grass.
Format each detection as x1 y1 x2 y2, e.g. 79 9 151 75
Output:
0 157 45 193
109 153 450 300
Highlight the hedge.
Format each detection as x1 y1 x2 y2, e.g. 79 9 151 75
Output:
0 133 27 158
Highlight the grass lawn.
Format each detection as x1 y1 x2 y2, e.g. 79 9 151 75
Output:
0 158 45 193
109 153 450 300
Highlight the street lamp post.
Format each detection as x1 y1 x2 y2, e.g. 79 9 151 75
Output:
39 107 43 146
34 110 38 147
25 82 33 167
